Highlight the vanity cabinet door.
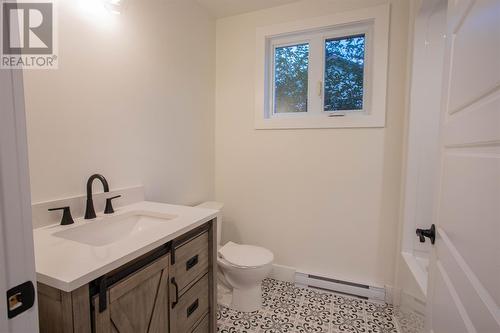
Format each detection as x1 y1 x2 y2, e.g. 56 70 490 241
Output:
93 254 170 333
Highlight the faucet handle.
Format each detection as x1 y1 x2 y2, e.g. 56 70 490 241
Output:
48 207 74 225
104 195 121 215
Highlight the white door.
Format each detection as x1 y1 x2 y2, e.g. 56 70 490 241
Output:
426 0 500 332
0 44 39 333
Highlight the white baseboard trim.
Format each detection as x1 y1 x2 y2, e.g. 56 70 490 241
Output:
270 264 296 282
384 285 402 305
400 290 426 315
295 272 385 302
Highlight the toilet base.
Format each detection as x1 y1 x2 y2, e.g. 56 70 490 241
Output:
230 285 262 312
217 282 233 308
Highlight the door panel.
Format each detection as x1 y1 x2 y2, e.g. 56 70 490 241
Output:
428 0 500 332
437 240 499 331
438 151 500 304
448 0 500 113
444 93 500 146
447 0 473 33
432 263 469 333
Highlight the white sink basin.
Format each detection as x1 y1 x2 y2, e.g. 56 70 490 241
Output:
53 212 177 246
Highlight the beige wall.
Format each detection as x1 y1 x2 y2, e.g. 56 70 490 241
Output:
24 0 411 288
215 0 410 286
24 0 215 205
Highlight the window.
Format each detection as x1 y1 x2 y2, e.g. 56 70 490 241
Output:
274 43 309 113
324 34 365 112
255 5 389 129
269 25 371 118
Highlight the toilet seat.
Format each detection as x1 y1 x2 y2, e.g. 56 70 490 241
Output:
218 241 273 268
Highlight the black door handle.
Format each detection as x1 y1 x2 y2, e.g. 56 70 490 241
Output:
416 224 436 244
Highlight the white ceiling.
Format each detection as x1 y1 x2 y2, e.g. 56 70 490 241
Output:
195 0 302 18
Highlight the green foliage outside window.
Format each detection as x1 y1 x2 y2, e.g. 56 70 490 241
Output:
274 43 309 113
273 35 365 114
324 35 365 111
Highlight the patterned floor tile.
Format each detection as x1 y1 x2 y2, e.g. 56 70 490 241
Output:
259 312 296 333
393 307 424 333
217 278 400 333
266 293 302 317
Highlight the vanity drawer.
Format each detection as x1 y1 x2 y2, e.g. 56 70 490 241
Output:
171 274 209 333
174 231 209 292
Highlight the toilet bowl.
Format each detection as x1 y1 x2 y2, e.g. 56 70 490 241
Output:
196 202 274 312
218 241 273 312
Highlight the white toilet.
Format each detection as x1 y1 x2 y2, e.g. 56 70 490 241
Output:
196 202 274 312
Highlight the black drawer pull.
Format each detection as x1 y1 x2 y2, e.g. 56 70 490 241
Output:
186 255 199 271
186 299 199 317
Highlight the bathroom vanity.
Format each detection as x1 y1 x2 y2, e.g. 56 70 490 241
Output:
33 201 218 333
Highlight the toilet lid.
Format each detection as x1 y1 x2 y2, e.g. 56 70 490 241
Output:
218 241 274 267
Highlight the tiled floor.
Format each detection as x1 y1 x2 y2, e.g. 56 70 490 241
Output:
217 278 399 333
393 307 424 333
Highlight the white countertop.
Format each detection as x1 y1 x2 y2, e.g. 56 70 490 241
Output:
33 201 217 292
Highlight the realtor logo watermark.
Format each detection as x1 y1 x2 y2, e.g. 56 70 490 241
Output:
1 0 57 69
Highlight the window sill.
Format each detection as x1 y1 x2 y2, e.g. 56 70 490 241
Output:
255 113 386 129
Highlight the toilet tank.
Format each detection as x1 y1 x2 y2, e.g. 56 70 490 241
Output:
196 201 224 246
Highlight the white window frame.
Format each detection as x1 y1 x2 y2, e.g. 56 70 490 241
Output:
255 4 390 129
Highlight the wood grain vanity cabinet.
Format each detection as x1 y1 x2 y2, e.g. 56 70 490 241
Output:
37 220 217 333
93 254 170 332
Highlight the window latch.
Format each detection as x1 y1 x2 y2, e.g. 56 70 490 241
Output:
317 81 322 97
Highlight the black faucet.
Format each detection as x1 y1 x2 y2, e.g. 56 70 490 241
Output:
85 174 109 220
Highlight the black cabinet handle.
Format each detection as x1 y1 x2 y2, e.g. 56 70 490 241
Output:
186 299 199 317
416 224 436 244
186 255 199 271
171 277 179 308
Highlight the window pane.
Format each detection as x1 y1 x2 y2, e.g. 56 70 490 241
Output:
324 34 365 111
274 43 309 113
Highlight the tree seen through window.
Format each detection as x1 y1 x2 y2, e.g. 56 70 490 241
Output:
273 35 365 114
274 43 309 113
324 34 365 111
